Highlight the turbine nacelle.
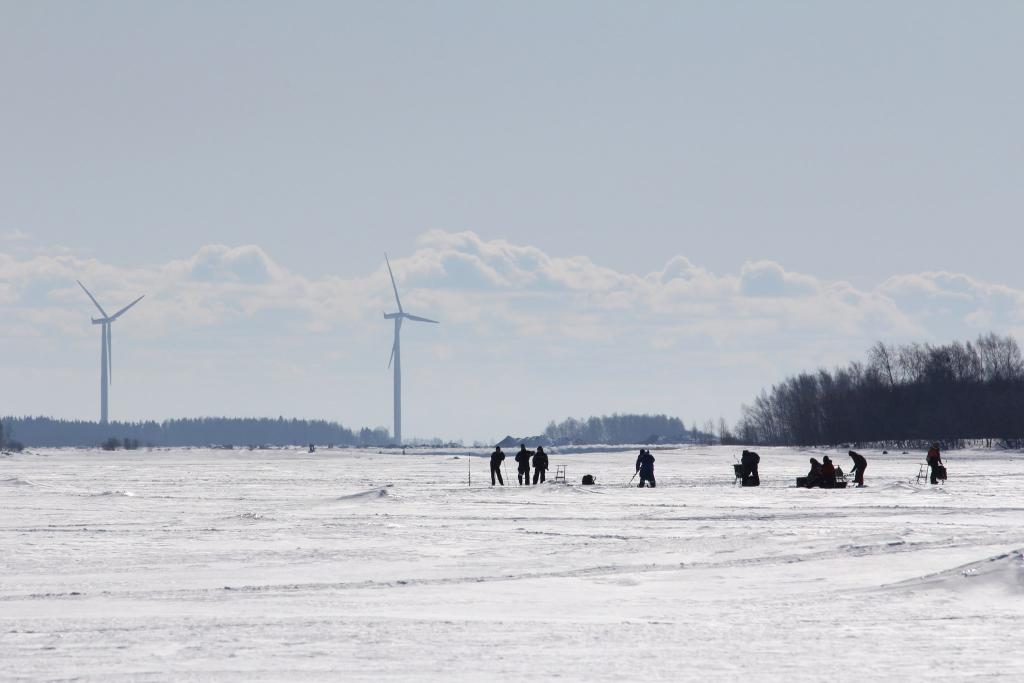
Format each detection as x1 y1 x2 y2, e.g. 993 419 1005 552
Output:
383 311 438 324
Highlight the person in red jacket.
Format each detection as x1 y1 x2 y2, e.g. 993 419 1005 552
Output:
926 442 944 484
820 456 836 488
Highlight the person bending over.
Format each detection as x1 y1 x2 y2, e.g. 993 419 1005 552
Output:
740 449 760 486
848 450 867 487
636 448 656 488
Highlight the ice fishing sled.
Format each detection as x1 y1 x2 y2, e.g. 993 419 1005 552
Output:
796 473 848 489
915 463 947 485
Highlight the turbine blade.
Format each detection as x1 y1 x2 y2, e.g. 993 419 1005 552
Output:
403 313 439 324
384 253 403 313
110 294 144 321
77 280 109 318
387 340 396 369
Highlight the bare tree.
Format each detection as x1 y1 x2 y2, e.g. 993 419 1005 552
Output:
737 333 1024 446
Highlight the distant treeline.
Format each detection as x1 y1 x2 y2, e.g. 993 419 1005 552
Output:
0 421 24 451
543 413 702 444
0 416 392 448
736 333 1024 447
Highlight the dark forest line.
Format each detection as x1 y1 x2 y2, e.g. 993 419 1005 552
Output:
543 413 710 445
3 413 708 449
0 416 393 448
735 333 1024 447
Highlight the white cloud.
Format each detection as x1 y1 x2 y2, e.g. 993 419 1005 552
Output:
4 232 1024 347
739 260 820 298
4 231 1024 438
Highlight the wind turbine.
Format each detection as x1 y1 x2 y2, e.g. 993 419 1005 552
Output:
383 254 438 445
77 281 145 424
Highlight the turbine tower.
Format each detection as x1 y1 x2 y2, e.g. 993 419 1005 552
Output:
77 281 145 425
383 254 438 445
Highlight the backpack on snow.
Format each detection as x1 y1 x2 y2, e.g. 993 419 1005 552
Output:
581 474 595 486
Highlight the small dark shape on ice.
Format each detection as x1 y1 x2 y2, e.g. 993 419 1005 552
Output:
581 474 595 485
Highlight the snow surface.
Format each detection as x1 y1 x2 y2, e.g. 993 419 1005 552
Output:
2 446 1023 681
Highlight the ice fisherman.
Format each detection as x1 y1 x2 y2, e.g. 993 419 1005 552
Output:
515 444 533 485
848 450 867 487
740 449 760 487
532 446 549 484
804 458 823 487
926 442 944 484
820 456 836 488
490 446 506 486
635 448 656 488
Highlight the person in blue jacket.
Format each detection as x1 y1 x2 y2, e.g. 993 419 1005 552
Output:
636 448 656 488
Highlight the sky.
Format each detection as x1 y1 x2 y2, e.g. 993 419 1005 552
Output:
2 2 1023 442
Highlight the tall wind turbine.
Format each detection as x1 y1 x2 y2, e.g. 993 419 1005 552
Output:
383 254 438 445
77 281 145 424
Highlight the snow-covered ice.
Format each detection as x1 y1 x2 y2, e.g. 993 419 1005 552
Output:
2 446 1023 681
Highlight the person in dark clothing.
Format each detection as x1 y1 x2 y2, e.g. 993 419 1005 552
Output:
532 446 549 484
848 450 867 487
740 449 760 486
635 448 656 488
820 456 836 488
926 442 944 484
805 458 823 487
515 444 533 485
489 446 505 486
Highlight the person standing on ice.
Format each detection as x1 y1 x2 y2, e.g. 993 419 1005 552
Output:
848 450 867 487
532 446 549 484
490 446 506 486
515 444 532 485
926 442 944 484
635 448 656 487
